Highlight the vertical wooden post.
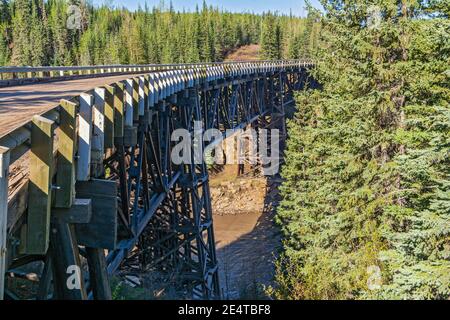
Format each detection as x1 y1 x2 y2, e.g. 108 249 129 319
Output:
104 85 115 150
158 72 165 99
36 254 52 300
113 82 125 140
85 136 115 300
138 76 145 116
144 75 150 111
0 146 10 300
168 71 174 95
27 115 55 254
125 79 134 128
153 73 161 104
148 74 155 108
92 88 105 177
52 99 90 299
77 93 93 181
85 247 112 300
162 72 168 98
133 78 140 122
55 100 77 208
50 222 87 300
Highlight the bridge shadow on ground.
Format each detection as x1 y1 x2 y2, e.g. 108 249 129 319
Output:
214 174 283 300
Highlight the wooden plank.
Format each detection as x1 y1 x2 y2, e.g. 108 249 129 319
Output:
104 85 115 149
77 93 93 181
143 76 151 124
148 74 155 108
113 82 125 140
49 221 87 300
133 78 139 121
86 247 112 300
144 75 150 111
179 69 185 90
36 254 52 300
0 146 10 300
173 70 179 92
26 115 55 255
52 198 92 224
54 100 77 208
161 72 168 98
157 73 164 100
123 126 137 147
138 76 145 116
175 70 180 92
168 71 174 95
153 73 160 104
92 88 105 177
75 180 117 250
168 71 174 96
125 79 133 127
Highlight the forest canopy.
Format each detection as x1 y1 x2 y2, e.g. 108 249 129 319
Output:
0 0 320 66
274 0 450 300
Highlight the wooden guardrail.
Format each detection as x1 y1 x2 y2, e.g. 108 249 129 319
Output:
0 60 314 299
0 60 314 87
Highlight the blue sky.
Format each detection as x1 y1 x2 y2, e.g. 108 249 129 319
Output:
92 0 323 17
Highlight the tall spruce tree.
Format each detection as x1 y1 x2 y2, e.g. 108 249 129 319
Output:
273 0 450 300
11 0 31 65
260 12 282 60
0 0 10 65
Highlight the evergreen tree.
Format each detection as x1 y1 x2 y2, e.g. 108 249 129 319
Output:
48 0 71 65
0 0 11 65
1 1 315 66
11 0 31 65
273 0 450 300
260 13 282 60
29 0 50 66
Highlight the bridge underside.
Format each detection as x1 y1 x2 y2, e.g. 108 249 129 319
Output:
110 69 311 299
2 65 314 300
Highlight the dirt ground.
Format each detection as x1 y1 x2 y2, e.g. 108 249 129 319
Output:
210 165 282 300
224 44 261 62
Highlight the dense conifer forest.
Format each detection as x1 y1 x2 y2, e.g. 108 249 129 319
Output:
0 0 320 66
274 0 449 300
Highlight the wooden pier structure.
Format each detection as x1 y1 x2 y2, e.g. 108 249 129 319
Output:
0 60 314 300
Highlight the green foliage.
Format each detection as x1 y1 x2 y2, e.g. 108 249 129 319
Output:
0 1 315 66
274 0 449 300
287 9 321 59
260 12 282 60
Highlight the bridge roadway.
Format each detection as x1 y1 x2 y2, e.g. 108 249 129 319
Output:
0 73 148 138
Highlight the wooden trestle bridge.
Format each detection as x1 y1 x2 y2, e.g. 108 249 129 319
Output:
0 60 314 300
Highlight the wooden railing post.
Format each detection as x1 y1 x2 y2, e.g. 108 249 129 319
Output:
0 146 10 300
26 115 55 255
132 78 140 122
92 88 106 177
113 82 125 142
55 100 77 208
124 79 134 127
77 93 93 181
124 79 137 146
138 76 146 117
104 85 116 151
